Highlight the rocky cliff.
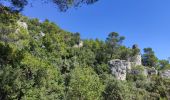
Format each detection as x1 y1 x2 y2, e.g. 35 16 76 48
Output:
161 70 170 79
109 59 128 80
108 44 160 80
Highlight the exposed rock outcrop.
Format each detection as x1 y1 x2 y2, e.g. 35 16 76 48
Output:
109 59 158 80
108 44 159 80
109 59 129 80
17 21 28 29
147 67 158 75
130 54 142 66
130 68 143 75
161 70 170 79
109 44 143 80
40 31 45 37
129 44 142 66
73 41 83 48
143 67 158 76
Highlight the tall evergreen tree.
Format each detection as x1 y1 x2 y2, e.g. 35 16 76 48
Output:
105 32 125 59
142 48 158 67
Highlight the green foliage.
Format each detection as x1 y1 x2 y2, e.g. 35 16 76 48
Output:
102 77 132 100
127 66 146 82
1 0 98 11
67 66 104 100
117 46 132 60
0 5 20 24
20 53 64 99
0 7 170 100
0 51 64 99
142 48 158 67
105 32 125 59
102 76 150 100
131 44 140 56
158 60 170 70
70 32 80 46
161 65 170 71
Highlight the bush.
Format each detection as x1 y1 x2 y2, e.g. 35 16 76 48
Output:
67 66 104 100
127 66 146 82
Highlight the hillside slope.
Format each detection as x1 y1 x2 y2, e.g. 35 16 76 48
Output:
0 6 170 100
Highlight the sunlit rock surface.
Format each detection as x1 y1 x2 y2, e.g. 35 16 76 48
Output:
108 44 143 80
161 70 170 79
73 41 83 48
17 21 28 29
108 59 128 80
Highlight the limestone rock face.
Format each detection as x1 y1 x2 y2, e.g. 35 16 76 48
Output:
79 41 83 47
40 31 45 37
147 67 158 75
108 59 129 80
108 59 159 81
73 41 83 48
108 43 161 81
161 70 170 79
131 54 142 66
130 44 142 66
17 21 28 29
144 68 148 76
142 67 158 76
130 69 141 75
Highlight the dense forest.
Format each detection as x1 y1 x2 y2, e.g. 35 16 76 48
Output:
1 5 170 100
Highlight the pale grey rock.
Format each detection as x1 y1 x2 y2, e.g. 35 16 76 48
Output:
142 67 158 76
144 68 148 76
126 62 131 70
108 44 145 81
109 60 158 80
17 21 28 29
130 69 141 75
126 44 142 68
130 44 142 66
131 54 142 66
147 67 158 75
109 59 129 80
73 41 83 48
79 41 83 47
40 31 45 37
42 45 45 48
161 70 170 79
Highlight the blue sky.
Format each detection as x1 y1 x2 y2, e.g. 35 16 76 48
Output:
22 0 170 60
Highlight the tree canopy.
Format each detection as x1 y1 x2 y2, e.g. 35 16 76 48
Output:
0 7 170 100
1 0 99 11
142 48 158 67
